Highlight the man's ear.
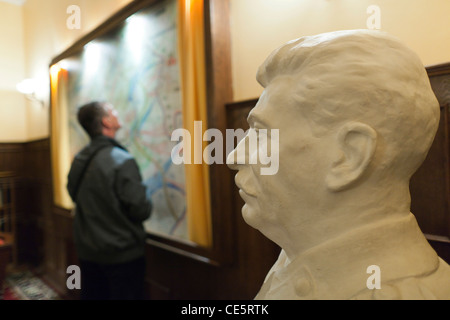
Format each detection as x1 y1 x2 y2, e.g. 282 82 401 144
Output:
326 122 377 192
101 116 111 129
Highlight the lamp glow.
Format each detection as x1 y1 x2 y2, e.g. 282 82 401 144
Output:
50 64 62 78
16 78 38 95
16 78 45 108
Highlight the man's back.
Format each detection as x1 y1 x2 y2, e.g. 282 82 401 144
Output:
67 135 152 265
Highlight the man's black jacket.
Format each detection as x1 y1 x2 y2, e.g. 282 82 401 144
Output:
67 135 152 264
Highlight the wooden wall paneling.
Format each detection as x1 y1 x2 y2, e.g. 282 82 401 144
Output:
41 223 62 295
0 241 12 292
0 145 23 267
14 175 29 265
40 207 77 299
0 140 53 268
410 63 450 263
20 139 51 266
410 105 448 236
203 0 235 265
0 144 24 173
0 173 18 266
145 244 214 299
0 139 72 297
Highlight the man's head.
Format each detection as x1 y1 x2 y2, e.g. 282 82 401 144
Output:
227 30 440 257
77 101 122 139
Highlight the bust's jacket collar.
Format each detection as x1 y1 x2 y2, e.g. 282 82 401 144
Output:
256 213 439 300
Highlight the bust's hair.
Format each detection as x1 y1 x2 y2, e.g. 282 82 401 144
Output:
77 101 108 138
257 29 440 180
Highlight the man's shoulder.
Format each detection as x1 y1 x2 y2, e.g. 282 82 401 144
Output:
89 136 133 163
110 145 133 160
100 146 137 170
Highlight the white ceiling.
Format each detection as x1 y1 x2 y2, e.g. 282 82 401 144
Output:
0 0 26 6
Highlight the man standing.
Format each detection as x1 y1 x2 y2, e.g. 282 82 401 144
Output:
67 101 152 300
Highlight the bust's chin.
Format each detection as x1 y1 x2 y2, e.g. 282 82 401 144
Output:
241 203 264 231
241 204 282 245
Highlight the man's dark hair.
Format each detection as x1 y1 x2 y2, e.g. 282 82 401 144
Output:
77 101 107 138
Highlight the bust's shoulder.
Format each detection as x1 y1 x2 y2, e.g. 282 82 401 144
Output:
353 258 450 300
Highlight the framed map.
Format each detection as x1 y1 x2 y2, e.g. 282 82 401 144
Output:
51 0 234 265
56 0 188 241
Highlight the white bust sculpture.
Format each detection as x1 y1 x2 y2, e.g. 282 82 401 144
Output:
227 29 450 300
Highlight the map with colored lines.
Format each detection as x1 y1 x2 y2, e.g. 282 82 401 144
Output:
64 0 188 241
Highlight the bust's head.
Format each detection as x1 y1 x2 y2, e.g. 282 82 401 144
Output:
227 30 440 258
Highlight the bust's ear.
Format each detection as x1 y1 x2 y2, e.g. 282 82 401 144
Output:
326 122 377 192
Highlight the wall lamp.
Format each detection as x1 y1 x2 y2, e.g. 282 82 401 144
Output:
16 78 45 107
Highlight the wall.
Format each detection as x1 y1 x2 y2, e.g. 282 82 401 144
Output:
4 0 450 140
0 2 27 142
22 0 134 141
230 0 450 101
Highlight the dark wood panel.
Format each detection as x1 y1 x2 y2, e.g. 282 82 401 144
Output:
21 139 52 266
410 105 449 237
0 139 52 270
413 63 450 262
204 0 235 266
0 144 24 174
0 242 12 292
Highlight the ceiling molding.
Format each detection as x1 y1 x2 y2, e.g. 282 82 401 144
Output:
0 0 26 6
